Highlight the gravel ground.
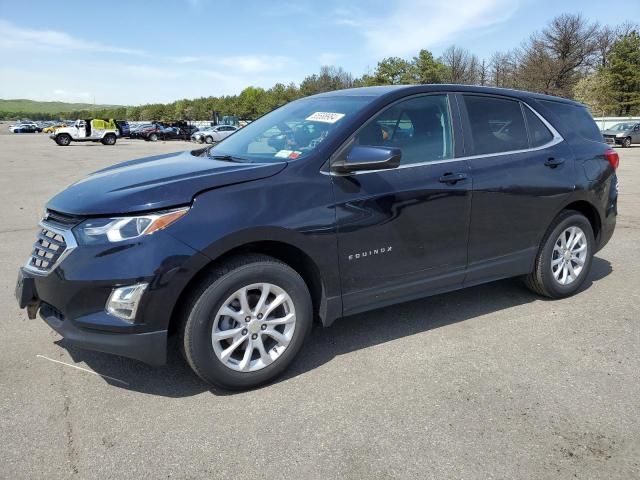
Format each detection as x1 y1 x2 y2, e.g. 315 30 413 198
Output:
0 133 638 479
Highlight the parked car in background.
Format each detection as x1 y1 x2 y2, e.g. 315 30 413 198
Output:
129 123 156 138
50 119 119 146
602 122 640 147
141 125 196 141
43 123 67 134
116 120 130 138
10 123 40 133
191 125 238 143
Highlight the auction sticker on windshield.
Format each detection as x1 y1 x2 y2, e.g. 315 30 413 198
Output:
306 112 346 124
275 150 302 159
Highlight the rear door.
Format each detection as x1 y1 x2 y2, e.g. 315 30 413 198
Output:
332 93 472 315
457 93 575 285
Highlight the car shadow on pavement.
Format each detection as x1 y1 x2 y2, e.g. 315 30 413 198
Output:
57 257 613 397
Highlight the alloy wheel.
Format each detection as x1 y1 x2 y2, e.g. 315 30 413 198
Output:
551 226 588 286
211 283 296 372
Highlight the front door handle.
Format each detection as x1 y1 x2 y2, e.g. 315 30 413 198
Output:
544 157 565 168
439 172 468 184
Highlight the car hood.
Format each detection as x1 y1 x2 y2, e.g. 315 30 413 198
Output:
47 150 286 215
602 129 628 135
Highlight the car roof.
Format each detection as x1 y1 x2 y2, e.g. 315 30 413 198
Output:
310 84 584 107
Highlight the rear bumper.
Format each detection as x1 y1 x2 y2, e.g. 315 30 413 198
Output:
596 176 618 252
40 303 167 365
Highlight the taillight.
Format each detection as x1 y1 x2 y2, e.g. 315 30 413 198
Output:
604 148 619 170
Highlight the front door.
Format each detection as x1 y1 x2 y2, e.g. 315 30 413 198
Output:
332 94 472 315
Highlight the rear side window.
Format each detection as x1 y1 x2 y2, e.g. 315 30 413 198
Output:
523 107 554 147
539 101 602 142
463 95 528 155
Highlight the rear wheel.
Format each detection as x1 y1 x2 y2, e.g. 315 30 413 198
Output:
102 133 116 145
622 137 632 148
180 255 312 390
524 210 595 298
55 134 71 146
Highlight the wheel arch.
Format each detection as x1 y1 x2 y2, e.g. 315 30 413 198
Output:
559 199 602 244
168 239 329 336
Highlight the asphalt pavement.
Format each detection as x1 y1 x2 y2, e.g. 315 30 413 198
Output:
0 133 638 479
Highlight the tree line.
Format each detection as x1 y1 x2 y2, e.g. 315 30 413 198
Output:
2 14 638 122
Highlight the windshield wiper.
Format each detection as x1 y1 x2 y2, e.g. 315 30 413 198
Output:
207 152 248 163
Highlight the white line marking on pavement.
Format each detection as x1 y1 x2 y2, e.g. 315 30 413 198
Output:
36 355 130 386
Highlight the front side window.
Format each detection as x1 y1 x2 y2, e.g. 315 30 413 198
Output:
464 95 528 155
353 94 453 165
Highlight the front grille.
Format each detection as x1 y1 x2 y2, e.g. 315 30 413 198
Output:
44 209 84 228
27 225 68 273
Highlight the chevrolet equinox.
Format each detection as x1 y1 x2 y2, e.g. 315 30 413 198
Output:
16 85 619 389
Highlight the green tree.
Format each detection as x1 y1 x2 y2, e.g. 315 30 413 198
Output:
300 66 354 96
412 49 446 84
607 31 640 115
371 57 417 85
574 71 616 116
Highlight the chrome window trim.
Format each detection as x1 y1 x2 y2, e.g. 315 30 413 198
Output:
324 100 564 176
24 221 77 276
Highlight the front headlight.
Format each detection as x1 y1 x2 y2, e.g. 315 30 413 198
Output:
74 207 189 245
616 133 625 137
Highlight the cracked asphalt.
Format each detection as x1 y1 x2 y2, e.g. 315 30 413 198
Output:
0 131 638 479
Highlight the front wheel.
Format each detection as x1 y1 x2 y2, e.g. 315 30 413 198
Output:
149 133 158 142
524 210 595 298
55 134 71 146
622 137 632 148
204 136 214 144
180 255 312 390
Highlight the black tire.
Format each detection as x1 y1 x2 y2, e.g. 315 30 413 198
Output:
149 133 158 142
205 136 214 144
622 137 632 148
55 134 71 146
179 254 313 390
524 210 595 298
196 136 204 144
102 133 117 145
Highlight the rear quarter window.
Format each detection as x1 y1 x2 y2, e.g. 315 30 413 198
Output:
538 101 603 143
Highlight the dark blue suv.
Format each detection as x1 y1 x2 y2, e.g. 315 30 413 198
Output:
16 85 618 389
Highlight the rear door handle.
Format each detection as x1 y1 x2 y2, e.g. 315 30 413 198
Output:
439 172 468 184
544 157 565 168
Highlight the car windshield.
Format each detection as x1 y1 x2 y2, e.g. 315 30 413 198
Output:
208 96 372 163
610 123 634 131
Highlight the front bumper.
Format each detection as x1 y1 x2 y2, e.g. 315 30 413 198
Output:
603 136 623 146
40 300 167 365
16 228 210 365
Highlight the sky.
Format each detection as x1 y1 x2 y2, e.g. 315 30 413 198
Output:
0 0 636 105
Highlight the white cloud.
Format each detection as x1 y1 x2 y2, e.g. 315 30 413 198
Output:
170 54 291 73
0 20 144 55
0 20 300 103
318 52 344 65
334 0 519 57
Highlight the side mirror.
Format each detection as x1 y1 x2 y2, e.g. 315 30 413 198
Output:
332 145 402 174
